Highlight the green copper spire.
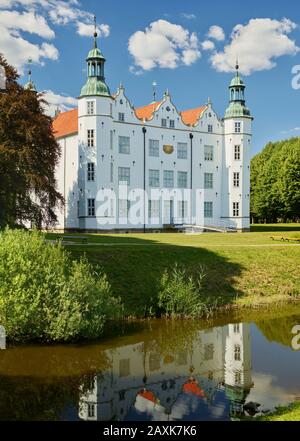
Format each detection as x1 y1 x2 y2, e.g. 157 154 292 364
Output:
80 16 111 98
224 62 251 119
24 58 37 92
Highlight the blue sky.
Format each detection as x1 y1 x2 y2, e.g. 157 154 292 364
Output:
1 0 300 155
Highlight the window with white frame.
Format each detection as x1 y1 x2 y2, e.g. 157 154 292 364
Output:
118 167 130 185
233 202 240 217
118 112 125 122
106 198 114 217
110 162 113 183
177 200 188 219
161 118 167 128
204 201 213 218
234 323 240 333
208 124 213 133
234 145 241 160
110 130 113 150
87 101 95 115
119 358 130 377
235 371 241 384
118 200 130 219
88 403 95 418
118 136 130 154
234 344 241 361
169 119 175 128
204 145 214 161
87 198 95 216
177 171 187 188
149 169 160 187
204 173 213 189
233 172 240 187
87 162 95 181
148 199 160 220
163 170 174 188
149 139 159 157
87 129 94 147
204 343 214 361
177 142 188 159
234 122 241 133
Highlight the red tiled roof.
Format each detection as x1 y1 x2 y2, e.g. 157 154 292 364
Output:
135 101 162 120
138 390 157 403
52 102 208 139
183 380 205 397
52 108 78 139
180 106 207 126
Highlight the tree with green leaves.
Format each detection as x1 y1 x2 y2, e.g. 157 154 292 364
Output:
251 138 300 223
0 55 63 229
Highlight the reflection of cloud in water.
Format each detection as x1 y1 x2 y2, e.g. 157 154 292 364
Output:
171 395 196 420
211 403 226 418
247 372 298 411
134 395 166 421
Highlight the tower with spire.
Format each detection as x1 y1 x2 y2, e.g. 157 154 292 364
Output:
79 16 110 98
222 61 253 231
224 61 251 119
24 58 37 92
77 16 114 229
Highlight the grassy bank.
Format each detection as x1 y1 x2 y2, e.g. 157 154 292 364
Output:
46 224 300 317
253 402 300 421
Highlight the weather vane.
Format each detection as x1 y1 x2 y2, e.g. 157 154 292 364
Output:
152 81 157 102
93 15 98 47
27 58 33 81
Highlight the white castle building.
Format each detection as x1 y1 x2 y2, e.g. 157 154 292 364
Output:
51 29 253 233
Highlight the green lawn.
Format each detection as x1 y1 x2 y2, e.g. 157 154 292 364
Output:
46 224 300 316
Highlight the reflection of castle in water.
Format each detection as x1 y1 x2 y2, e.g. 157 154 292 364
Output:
79 323 253 421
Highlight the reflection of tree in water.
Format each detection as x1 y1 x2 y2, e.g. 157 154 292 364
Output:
0 376 80 420
0 343 112 378
256 313 300 347
138 320 202 358
0 343 114 420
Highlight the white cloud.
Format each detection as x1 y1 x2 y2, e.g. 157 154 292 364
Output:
280 127 300 134
0 24 58 73
0 0 14 8
40 42 59 60
0 0 110 73
129 65 143 76
76 22 110 38
42 89 77 116
0 10 55 39
210 18 299 75
207 25 225 41
128 19 201 72
181 13 196 20
202 40 215 51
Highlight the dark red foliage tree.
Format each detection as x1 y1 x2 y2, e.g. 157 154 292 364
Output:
0 55 63 228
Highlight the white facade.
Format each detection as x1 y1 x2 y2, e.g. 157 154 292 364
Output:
53 40 252 233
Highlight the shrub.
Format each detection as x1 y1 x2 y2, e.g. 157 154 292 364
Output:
158 265 216 318
0 228 122 342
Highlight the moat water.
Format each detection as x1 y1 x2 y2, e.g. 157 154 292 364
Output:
0 307 300 421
